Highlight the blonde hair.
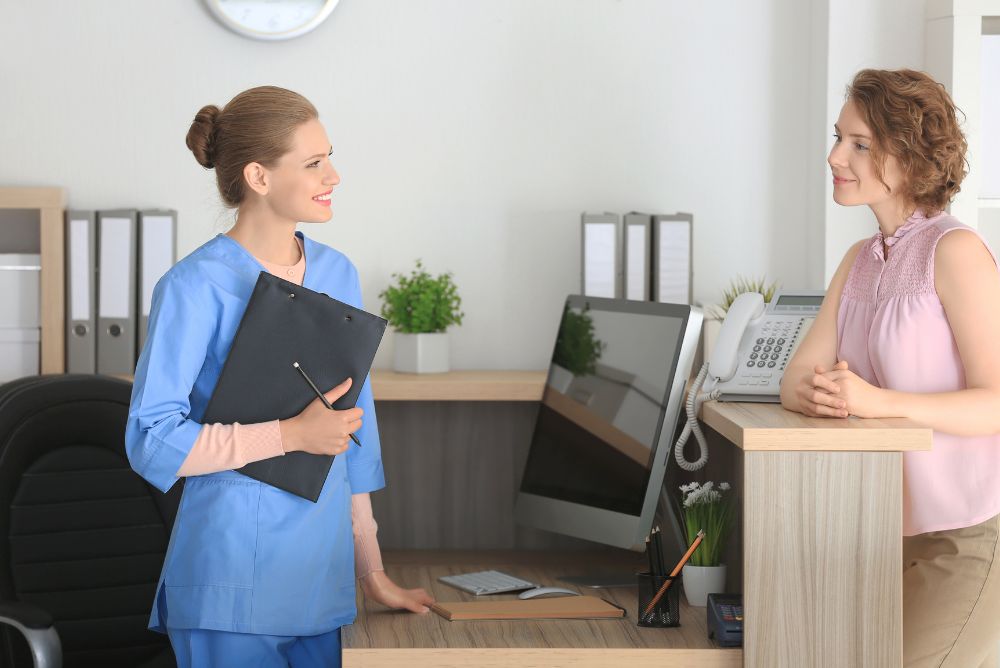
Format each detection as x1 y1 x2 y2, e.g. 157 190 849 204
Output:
186 86 318 207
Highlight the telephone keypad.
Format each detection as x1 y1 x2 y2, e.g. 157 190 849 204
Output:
738 316 814 385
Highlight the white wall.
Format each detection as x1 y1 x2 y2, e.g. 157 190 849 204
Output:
2 0 813 370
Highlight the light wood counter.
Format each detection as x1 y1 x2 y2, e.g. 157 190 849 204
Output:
701 400 932 451
370 370 546 402
343 550 741 668
114 367 930 665
703 400 932 667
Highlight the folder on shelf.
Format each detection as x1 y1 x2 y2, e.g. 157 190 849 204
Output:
430 595 626 621
581 212 621 298
65 210 97 373
137 209 177 352
623 212 653 301
202 272 388 502
651 213 693 305
96 209 138 375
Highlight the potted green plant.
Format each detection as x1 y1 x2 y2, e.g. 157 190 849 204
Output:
679 481 735 606
378 260 464 374
547 304 605 392
703 275 779 362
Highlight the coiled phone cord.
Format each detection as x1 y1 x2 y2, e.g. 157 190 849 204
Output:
673 362 719 472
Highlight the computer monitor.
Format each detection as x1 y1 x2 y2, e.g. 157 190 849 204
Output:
514 295 702 581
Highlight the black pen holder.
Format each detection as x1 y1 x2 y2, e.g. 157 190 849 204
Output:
636 571 680 628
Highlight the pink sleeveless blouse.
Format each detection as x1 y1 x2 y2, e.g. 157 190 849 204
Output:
837 210 1000 536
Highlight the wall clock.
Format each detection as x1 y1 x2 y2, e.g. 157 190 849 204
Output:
206 0 341 41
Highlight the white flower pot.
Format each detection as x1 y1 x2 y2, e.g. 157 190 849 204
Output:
682 563 726 607
393 332 450 374
547 363 574 393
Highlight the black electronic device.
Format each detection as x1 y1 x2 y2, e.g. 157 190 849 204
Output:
706 593 743 647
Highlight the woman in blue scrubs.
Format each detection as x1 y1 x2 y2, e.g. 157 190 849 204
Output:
125 86 433 667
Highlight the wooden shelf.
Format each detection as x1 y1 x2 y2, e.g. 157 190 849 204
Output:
0 187 66 374
370 370 547 401
701 400 932 451
343 549 741 667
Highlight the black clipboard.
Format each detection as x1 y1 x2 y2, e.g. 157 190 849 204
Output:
201 272 387 502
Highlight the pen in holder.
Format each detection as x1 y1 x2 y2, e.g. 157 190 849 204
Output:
636 571 680 628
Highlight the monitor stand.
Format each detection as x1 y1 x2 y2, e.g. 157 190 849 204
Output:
557 573 637 588
557 485 688 590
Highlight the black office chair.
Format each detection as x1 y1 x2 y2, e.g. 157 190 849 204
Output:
0 375 180 667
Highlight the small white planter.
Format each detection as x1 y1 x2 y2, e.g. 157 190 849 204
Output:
547 363 574 393
393 332 450 374
682 563 727 607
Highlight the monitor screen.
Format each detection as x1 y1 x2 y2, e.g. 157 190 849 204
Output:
519 297 690 518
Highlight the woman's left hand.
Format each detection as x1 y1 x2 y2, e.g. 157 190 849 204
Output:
359 570 435 614
819 360 892 418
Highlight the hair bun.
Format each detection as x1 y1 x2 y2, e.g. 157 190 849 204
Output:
186 105 221 169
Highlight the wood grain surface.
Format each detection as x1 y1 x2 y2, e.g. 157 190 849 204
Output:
343 550 741 667
702 400 931 451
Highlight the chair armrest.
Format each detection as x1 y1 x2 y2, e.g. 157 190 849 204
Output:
0 601 62 668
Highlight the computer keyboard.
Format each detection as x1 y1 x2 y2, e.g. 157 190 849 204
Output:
438 570 537 596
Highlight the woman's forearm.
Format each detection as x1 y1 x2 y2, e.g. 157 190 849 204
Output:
883 387 1000 436
779 366 812 414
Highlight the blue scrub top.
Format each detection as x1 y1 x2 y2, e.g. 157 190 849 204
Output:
125 231 385 636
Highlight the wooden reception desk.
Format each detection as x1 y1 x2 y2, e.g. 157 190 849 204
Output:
699 401 930 667
344 372 932 667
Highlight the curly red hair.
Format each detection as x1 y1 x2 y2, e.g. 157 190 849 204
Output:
846 69 968 214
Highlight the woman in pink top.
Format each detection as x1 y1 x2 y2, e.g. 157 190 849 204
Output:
781 69 1000 667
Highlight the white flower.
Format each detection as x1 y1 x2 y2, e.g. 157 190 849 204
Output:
720 482 731 491
679 483 695 493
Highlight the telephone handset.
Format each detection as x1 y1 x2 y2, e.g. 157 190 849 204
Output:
673 290 824 471
707 292 767 390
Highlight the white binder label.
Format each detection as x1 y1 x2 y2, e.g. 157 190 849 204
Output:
657 220 690 304
141 216 174 316
99 218 132 319
69 219 91 321
584 223 616 298
626 225 647 300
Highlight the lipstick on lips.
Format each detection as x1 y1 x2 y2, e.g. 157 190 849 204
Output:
313 190 332 206
832 175 854 186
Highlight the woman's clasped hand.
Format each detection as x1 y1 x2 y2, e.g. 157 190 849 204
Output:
793 360 888 419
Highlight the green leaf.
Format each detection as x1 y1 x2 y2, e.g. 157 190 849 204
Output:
378 259 465 333
719 274 780 313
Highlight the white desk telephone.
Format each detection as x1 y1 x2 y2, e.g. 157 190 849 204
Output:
673 290 824 470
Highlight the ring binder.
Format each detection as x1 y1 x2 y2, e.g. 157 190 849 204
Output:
66 211 96 373
96 209 138 375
